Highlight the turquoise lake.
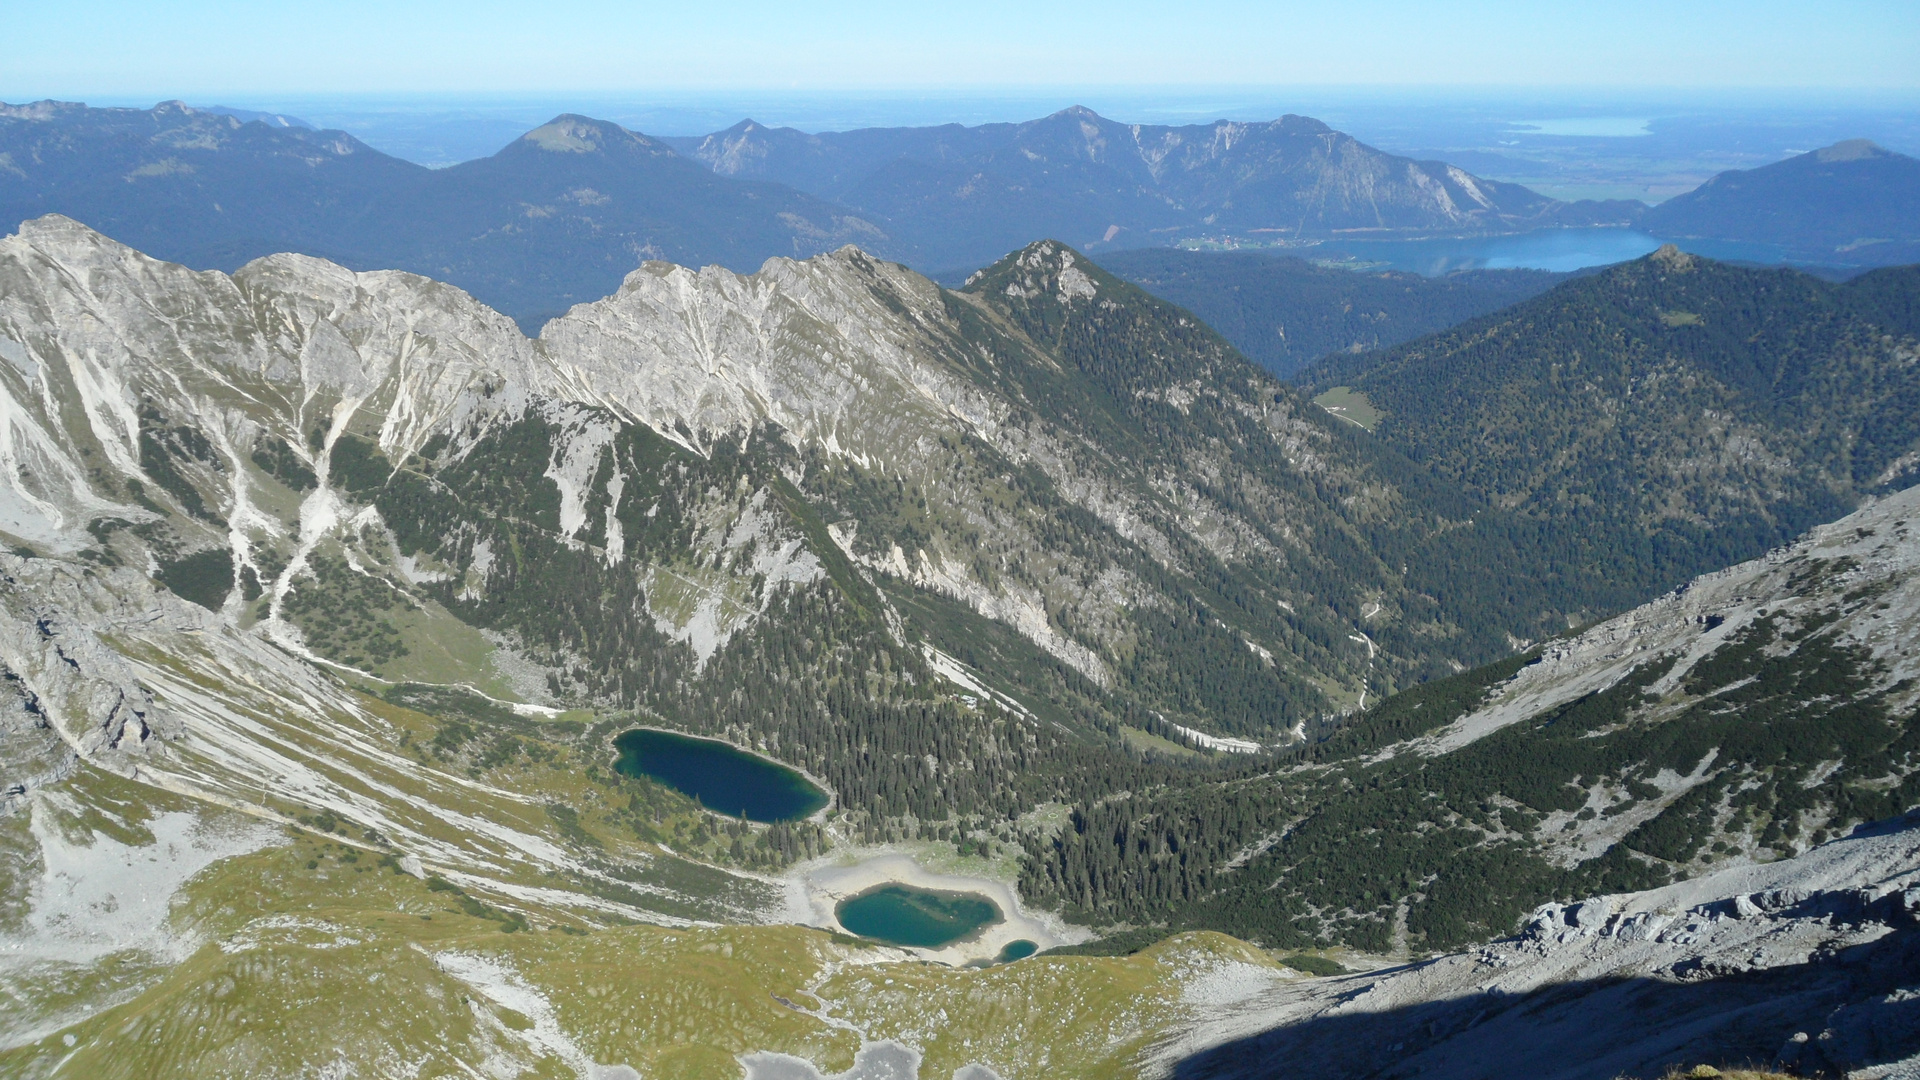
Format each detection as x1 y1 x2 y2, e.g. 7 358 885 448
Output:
995 939 1038 962
835 884 1003 948
611 729 828 824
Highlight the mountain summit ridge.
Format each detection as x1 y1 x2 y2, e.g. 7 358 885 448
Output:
666 105 1637 269
1645 138 1920 265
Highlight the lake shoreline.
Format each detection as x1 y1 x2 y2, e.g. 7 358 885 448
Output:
782 851 1088 966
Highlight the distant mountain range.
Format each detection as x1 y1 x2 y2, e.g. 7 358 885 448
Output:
1645 138 1920 266
4 100 1915 338
0 102 884 328
663 107 1640 270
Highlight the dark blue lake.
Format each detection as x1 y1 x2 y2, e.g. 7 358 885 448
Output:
611 729 828 824
836 884 1003 948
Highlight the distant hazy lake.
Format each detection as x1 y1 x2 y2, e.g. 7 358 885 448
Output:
612 729 827 823
1322 228 1818 277
1322 228 1661 275
836 884 1003 948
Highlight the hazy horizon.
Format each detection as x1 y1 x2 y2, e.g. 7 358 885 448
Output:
14 85 1915 205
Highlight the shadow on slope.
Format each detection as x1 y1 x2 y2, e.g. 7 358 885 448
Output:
1175 919 1918 1080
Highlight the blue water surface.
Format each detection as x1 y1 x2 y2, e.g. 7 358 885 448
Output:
836 884 1004 948
612 728 827 823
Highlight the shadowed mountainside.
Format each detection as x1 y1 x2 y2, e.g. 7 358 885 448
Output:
1093 247 1567 378
1645 139 1920 268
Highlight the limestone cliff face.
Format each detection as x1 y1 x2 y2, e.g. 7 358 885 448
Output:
0 216 1496 763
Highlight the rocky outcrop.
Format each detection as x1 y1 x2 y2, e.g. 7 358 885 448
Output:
0 559 175 764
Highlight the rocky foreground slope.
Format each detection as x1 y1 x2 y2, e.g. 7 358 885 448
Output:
1164 808 1920 1080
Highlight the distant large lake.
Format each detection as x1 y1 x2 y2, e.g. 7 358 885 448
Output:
611 729 828 823
1321 228 1810 277
836 884 1003 948
1326 228 1659 274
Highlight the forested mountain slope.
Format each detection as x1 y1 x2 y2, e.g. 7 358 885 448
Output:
1303 246 1920 618
1028 483 1920 955
1093 247 1566 377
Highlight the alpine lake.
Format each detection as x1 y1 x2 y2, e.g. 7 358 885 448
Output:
611 728 828 823
835 884 1011 950
614 730 1026 956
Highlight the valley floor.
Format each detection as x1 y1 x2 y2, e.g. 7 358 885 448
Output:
1 755 1915 1079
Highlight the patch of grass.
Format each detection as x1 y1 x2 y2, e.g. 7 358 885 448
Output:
1044 927 1174 957
375 595 524 697
1120 725 1208 759
1312 386 1382 431
1278 952 1348 976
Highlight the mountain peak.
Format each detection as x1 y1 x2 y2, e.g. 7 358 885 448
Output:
10 213 123 250
1815 138 1889 163
514 114 676 159
522 115 612 153
0 99 84 121
1648 242 1696 270
965 239 1110 305
1266 113 1335 135
1043 104 1107 124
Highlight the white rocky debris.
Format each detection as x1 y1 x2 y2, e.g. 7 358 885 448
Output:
1167 722 1264 754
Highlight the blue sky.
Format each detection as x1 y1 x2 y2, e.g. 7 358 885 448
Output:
4 0 1918 97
